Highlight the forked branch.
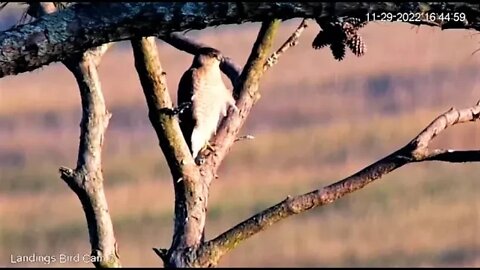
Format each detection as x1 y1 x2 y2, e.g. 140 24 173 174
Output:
147 20 281 268
195 102 480 265
131 37 211 268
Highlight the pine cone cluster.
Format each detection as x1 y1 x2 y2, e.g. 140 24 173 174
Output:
312 17 367 61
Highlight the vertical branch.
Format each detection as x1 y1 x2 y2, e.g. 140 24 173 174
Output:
130 37 207 268
29 2 120 268
59 49 120 268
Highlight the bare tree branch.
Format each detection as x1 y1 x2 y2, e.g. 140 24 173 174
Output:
195 102 480 265
197 19 282 184
22 2 121 268
134 18 286 267
422 149 480 162
1 2 480 79
133 19 280 268
144 20 280 267
264 19 309 71
130 37 195 178
58 46 120 267
130 37 213 268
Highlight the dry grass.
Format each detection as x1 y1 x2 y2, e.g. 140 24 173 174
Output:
1 11 480 267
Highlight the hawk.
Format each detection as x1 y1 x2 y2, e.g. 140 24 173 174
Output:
177 47 238 162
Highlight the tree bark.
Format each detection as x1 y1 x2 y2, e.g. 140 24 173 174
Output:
1 2 480 79
5 2 480 268
193 103 480 266
59 47 121 268
131 17 281 266
27 2 121 268
130 37 209 268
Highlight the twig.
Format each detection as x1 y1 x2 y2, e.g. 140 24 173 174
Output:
234 135 255 142
195 102 480 266
264 19 309 71
152 248 169 265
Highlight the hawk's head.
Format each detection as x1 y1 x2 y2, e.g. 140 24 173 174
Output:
192 47 223 68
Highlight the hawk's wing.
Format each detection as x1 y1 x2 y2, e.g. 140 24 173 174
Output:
177 68 197 153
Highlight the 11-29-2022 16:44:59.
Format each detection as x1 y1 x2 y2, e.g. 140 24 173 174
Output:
366 12 466 23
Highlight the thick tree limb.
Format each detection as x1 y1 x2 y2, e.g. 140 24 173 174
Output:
143 20 281 268
130 37 212 268
58 47 120 268
25 3 121 268
130 37 196 181
1 2 480 79
136 19 284 267
192 103 480 265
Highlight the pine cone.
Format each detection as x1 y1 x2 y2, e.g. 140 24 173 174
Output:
342 22 357 36
346 33 366 57
344 17 368 29
312 30 332 49
330 41 346 61
313 16 367 61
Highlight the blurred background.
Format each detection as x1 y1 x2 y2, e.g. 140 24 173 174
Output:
1 4 479 267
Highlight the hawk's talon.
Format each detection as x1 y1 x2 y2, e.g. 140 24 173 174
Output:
194 142 216 166
205 142 216 152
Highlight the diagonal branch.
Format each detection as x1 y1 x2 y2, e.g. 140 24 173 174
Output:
130 37 195 179
2 2 480 79
26 2 120 268
195 102 480 265
264 19 309 71
197 19 281 182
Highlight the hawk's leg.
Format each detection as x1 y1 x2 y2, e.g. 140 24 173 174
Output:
205 142 216 152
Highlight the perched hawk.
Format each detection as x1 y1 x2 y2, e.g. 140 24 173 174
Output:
177 47 237 161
